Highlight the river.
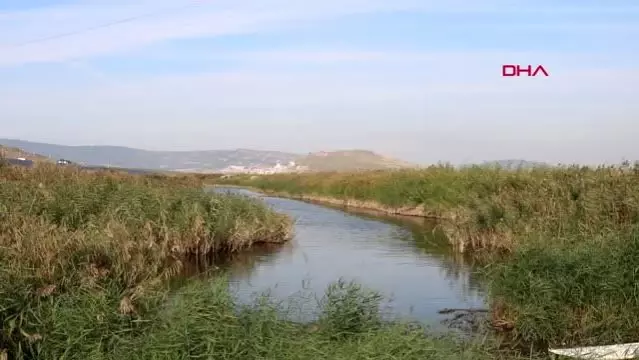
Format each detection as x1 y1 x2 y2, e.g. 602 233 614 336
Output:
210 187 486 329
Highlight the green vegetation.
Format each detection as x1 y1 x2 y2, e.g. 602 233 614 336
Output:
0 274 525 360
218 166 639 252
0 163 537 359
490 226 639 347
216 165 639 348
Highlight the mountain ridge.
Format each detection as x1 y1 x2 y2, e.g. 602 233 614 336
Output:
0 139 414 172
1 139 550 172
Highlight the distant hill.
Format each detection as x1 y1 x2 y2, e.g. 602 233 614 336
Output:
1 139 414 173
0 139 551 173
0 139 300 172
297 150 416 172
0 144 51 163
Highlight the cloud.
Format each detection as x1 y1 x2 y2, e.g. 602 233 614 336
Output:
3 44 636 110
0 0 446 66
3 53 637 112
99 47 639 90
0 5 281 65
1 0 638 66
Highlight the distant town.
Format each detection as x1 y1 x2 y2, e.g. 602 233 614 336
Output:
216 161 309 175
2 153 310 174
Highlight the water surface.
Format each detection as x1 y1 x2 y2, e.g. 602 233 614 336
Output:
210 187 486 327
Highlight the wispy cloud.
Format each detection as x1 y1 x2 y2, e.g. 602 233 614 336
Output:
1 0 638 66
0 0 439 66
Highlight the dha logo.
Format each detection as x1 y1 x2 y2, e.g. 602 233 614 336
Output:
502 64 549 77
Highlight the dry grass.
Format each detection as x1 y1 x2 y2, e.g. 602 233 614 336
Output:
0 162 294 358
0 163 293 283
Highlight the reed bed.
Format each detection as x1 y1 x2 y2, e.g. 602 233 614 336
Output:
217 165 639 254
488 225 639 348
3 274 531 360
0 163 288 358
216 165 639 347
0 162 538 359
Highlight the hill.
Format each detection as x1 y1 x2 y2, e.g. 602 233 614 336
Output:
0 140 551 173
0 144 51 163
0 140 416 173
297 150 416 172
0 139 300 172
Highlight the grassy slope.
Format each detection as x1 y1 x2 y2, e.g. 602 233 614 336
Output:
297 150 416 172
0 145 51 162
215 165 639 347
0 163 538 359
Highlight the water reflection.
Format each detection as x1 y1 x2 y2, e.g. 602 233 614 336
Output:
208 186 486 327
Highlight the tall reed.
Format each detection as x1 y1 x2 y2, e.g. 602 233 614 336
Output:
0 163 292 357
0 163 538 359
217 165 639 253
215 164 639 347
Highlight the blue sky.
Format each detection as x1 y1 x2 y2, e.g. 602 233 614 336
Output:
0 0 637 165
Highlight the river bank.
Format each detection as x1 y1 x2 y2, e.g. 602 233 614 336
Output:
216 184 447 218
214 167 639 253
214 166 639 348
0 163 537 359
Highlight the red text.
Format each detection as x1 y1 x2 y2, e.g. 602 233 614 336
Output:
502 65 549 77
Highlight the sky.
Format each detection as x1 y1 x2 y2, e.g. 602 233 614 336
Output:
0 0 637 165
